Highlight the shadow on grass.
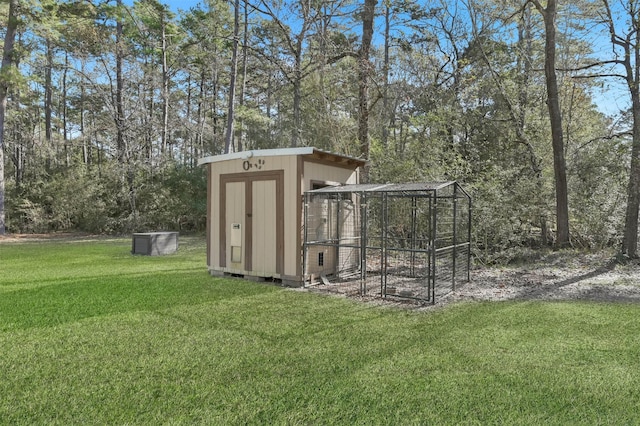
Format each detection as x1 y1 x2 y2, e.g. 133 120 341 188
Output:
0 266 205 289
507 258 640 303
0 271 276 332
530 259 617 292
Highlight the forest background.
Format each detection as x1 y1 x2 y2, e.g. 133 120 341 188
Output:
0 0 639 263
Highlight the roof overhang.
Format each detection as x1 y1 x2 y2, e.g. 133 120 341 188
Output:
197 147 367 169
305 181 471 200
306 181 458 194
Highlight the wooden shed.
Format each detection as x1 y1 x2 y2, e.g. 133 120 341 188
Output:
198 147 365 285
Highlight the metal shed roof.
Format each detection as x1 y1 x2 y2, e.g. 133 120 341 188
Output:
307 181 464 194
197 147 367 168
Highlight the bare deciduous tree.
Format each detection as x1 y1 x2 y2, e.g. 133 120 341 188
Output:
530 0 571 248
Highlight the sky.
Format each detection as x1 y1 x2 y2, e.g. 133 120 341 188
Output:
160 0 204 12
122 0 204 12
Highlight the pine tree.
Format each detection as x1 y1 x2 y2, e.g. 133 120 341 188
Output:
0 0 21 235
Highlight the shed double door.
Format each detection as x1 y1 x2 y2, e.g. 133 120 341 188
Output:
220 171 284 276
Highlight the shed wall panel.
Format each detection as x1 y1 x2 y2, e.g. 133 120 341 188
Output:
209 165 219 268
226 181 245 271
282 155 300 277
252 180 277 275
303 162 358 191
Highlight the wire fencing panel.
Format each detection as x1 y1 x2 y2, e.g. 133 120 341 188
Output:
303 183 471 303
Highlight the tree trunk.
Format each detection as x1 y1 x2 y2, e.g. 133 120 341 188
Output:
224 0 240 154
45 37 53 168
0 0 20 235
236 0 249 153
62 52 69 167
358 0 376 183
622 91 640 257
115 0 126 165
621 20 640 258
115 0 135 222
291 27 306 148
197 71 206 159
185 74 192 166
533 0 570 248
145 61 154 161
292 61 302 148
382 3 390 149
161 16 169 156
79 59 89 166
212 61 219 145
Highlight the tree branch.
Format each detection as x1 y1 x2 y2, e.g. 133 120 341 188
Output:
556 59 624 72
571 73 628 80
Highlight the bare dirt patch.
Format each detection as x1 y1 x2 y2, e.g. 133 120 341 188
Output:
435 250 640 308
306 250 640 310
0 233 53 243
0 233 118 243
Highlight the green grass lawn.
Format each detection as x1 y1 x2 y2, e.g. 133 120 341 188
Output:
1 236 640 424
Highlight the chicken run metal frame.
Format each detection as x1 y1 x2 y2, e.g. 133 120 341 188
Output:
302 182 471 303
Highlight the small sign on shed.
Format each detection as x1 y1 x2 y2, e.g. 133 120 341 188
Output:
132 232 179 256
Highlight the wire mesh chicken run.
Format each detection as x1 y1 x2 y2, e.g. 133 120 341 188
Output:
303 182 471 303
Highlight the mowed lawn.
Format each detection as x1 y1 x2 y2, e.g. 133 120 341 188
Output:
1 236 640 424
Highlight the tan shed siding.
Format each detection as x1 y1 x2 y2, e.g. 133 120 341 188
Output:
295 155 304 279
283 155 300 277
210 165 220 269
243 154 289 277
214 160 236 175
302 162 358 191
226 181 245 272
206 164 212 268
211 160 242 271
251 180 277 275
